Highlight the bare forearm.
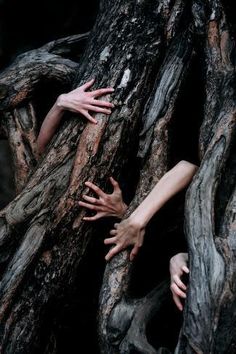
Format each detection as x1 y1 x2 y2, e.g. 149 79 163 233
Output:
37 98 64 154
131 161 198 227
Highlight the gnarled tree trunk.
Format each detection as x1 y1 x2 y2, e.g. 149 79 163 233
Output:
0 0 236 353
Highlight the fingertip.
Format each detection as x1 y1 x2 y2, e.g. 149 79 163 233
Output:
182 266 190 273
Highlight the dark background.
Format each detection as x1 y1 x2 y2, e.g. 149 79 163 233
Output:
0 0 99 67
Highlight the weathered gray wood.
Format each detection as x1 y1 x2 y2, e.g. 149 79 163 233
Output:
176 0 236 352
0 34 89 111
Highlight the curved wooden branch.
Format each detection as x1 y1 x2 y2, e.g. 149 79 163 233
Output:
176 1 236 352
103 280 170 354
0 33 88 111
45 32 89 56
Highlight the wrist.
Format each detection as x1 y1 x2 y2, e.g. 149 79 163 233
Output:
56 94 67 112
117 202 128 218
129 213 145 230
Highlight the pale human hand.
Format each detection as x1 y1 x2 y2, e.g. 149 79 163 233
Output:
169 252 189 311
57 78 114 123
104 217 145 261
79 177 127 221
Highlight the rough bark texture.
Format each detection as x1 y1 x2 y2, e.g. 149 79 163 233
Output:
0 0 236 353
176 1 236 353
0 0 178 352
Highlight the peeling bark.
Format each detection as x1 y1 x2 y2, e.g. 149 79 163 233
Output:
0 0 236 353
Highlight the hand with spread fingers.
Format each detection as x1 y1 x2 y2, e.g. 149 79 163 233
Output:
37 78 114 154
79 177 127 221
104 161 198 263
169 252 189 311
104 217 145 261
57 78 115 124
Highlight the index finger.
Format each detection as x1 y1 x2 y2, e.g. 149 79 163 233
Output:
91 88 114 97
105 244 123 261
173 274 187 291
80 78 95 90
85 181 106 197
172 293 183 311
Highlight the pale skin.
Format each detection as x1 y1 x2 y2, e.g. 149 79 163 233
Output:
80 161 197 312
105 161 198 261
78 177 128 221
37 78 115 154
169 252 189 311
81 162 197 261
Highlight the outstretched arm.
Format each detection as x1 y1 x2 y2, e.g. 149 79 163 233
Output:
105 160 198 261
37 79 114 154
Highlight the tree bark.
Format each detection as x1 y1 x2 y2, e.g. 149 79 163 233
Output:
0 0 178 352
0 0 236 353
176 1 236 353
